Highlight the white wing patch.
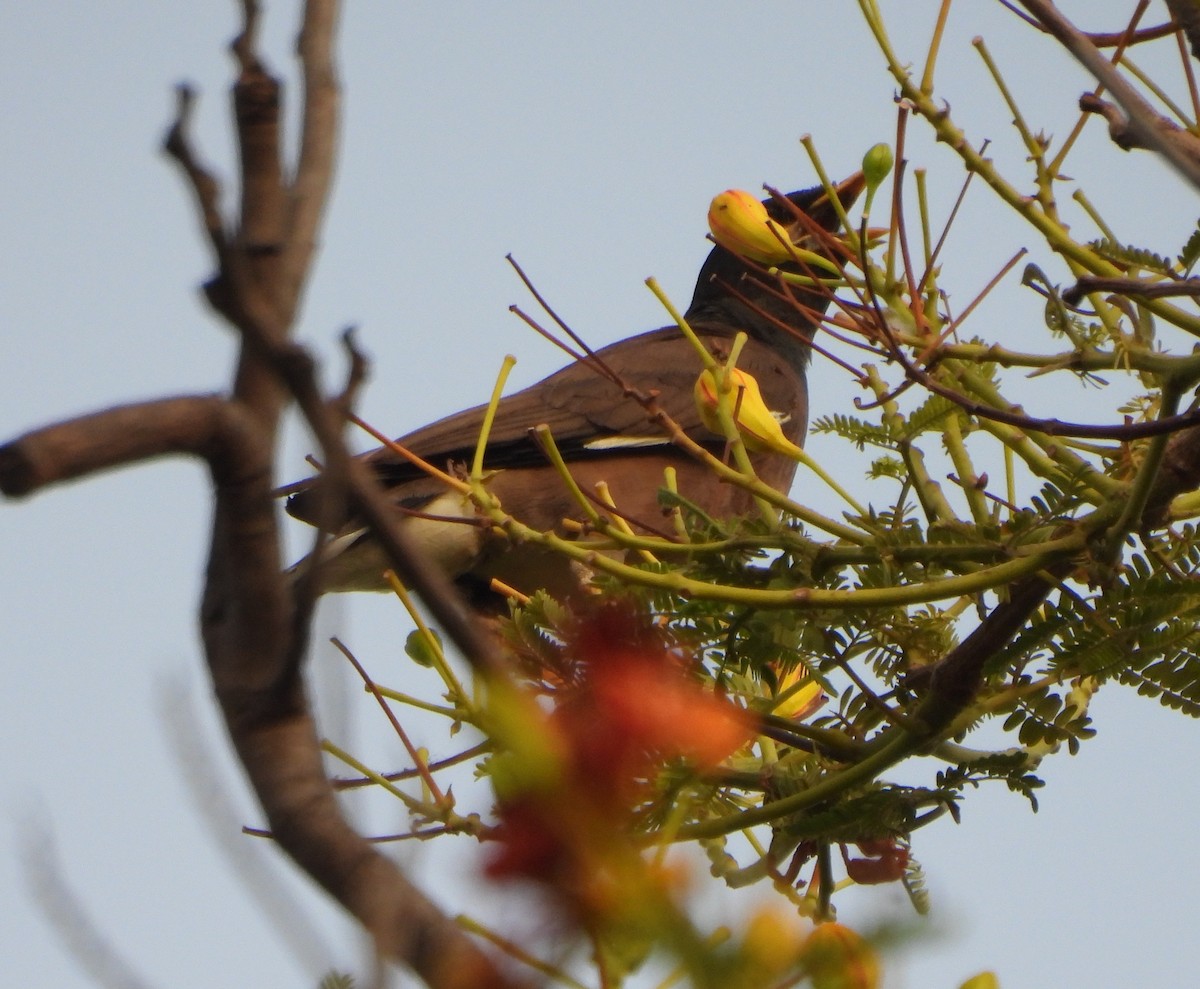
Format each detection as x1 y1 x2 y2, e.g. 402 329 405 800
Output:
583 435 673 451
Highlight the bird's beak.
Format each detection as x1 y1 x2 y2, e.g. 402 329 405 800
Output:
811 170 867 212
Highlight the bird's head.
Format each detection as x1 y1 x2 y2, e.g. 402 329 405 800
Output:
685 173 864 365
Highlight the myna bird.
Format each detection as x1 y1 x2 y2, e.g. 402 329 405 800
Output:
286 174 864 608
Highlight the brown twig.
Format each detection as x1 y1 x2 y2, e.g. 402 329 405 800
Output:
285 329 367 679
281 0 341 326
997 0 1177 47
1063 275 1200 305
506 254 620 382
1016 0 1200 190
0 397 238 496
857 295 1200 440
331 637 448 804
162 85 227 261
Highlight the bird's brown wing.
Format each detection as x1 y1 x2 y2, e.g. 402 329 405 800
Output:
378 324 806 467
286 324 806 524
391 328 705 458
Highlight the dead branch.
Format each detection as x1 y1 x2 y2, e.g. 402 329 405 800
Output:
188 3 520 983
0 392 512 989
1016 0 1200 189
997 1 1177 47
1078 91 1194 157
1063 274 1200 305
2 2 523 986
0 397 236 495
282 0 341 320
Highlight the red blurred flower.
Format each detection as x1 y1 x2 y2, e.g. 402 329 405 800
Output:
841 838 909 886
486 602 752 895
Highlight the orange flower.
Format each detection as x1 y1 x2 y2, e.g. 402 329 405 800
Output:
485 602 752 894
589 652 753 768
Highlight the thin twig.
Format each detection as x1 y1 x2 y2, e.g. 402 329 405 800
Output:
1017 0 1200 190
162 85 227 261
1063 275 1200 305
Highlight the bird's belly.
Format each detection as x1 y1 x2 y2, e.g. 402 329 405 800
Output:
312 489 485 592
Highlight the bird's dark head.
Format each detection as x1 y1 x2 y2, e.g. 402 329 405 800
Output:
685 173 864 366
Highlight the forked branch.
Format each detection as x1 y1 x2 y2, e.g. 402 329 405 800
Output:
2 2 521 986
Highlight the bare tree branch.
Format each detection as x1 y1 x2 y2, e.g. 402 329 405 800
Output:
2 2 524 985
163 85 227 261
0 391 517 989
1016 0 1200 189
187 3 522 984
997 1 1177 46
0 396 243 495
159 681 337 976
1063 274 1200 304
282 0 341 323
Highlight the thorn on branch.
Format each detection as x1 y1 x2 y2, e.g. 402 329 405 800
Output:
338 326 370 413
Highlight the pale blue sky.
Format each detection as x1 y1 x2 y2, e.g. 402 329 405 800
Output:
2 3 1195 987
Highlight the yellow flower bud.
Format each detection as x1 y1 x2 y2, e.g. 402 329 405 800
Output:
801 922 880 989
742 906 806 976
958 973 1000 989
695 364 868 515
707 189 796 265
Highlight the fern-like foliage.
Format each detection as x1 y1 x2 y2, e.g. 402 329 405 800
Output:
1178 219 1200 275
901 846 932 915
812 411 899 450
1087 237 1176 275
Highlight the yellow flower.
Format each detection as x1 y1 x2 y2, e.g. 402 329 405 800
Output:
741 906 807 977
707 189 796 265
694 366 802 458
771 666 826 720
694 365 867 514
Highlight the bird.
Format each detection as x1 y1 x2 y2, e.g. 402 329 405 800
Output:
286 174 864 610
